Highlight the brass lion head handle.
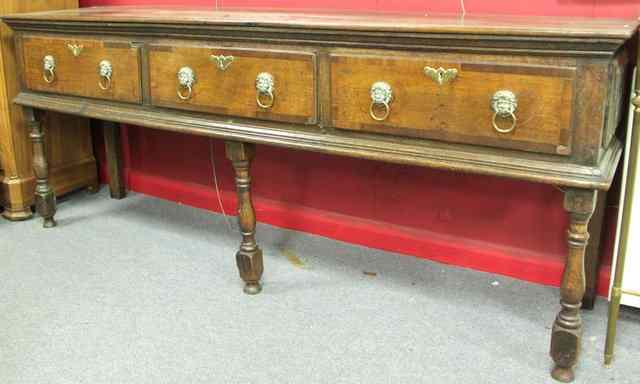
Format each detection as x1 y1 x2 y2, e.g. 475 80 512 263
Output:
98 60 113 91
369 81 393 121
177 67 196 101
42 55 56 84
256 72 275 109
491 90 518 134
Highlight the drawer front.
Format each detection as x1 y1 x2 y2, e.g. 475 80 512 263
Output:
148 44 317 124
330 53 576 155
22 36 142 103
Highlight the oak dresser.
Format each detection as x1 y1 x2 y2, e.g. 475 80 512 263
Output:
3 7 638 382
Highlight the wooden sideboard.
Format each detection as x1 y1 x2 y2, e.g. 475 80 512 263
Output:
3 7 637 382
0 0 97 220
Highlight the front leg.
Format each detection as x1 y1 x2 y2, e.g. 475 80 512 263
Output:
550 188 596 382
225 141 263 295
25 107 56 228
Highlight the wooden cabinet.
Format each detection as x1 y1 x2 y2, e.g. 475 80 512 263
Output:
3 8 637 382
0 0 96 220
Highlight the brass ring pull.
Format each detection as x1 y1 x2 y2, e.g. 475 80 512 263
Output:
43 55 56 84
492 111 517 134
256 91 275 109
177 66 196 101
369 81 393 121
256 72 275 109
177 84 193 100
99 76 112 91
491 90 518 134
43 69 56 84
98 60 113 91
369 101 391 121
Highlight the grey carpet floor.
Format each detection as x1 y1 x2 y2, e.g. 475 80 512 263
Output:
1 188 639 384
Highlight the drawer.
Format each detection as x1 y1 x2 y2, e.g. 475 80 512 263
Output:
330 52 576 155
148 44 317 124
22 35 142 103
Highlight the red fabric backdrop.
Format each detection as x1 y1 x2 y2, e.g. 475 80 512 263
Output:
81 0 640 296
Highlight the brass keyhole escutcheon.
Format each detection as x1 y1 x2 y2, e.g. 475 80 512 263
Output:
210 54 234 71
424 66 458 85
67 43 83 57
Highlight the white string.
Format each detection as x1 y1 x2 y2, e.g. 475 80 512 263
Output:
209 138 234 233
427 0 467 17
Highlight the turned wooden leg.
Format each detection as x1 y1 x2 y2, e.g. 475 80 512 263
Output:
26 107 56 228
225 141 263 295
103 121 126 199
550 188 596 382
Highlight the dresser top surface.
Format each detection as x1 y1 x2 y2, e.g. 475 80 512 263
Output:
3 6 638 39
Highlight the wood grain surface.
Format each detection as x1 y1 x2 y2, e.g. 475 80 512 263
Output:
23 35 141 103
149 43 316 124
3 6 638 39
330 50 576 155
